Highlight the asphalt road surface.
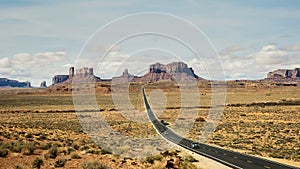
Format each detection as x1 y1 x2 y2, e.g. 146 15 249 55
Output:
142 86 299 169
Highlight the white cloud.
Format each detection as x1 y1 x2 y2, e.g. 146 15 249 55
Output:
248 44 288 65
1 44 299 86
220 45 245 55
282 45 300 51
0 51 69 86
0 57 11 68
218 44 299 80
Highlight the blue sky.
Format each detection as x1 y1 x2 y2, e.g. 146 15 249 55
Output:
0 0 299 86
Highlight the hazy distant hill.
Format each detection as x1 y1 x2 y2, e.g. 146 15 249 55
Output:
0 78 31 88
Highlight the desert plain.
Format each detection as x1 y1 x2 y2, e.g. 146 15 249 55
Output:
0 81 299 169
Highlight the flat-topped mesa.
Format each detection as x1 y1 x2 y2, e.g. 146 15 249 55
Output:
149 62 197 76
267 68 300 79
0 78 31 88
52 67 101 85
52 75 69 85
75 67 94 78
145 62 199 81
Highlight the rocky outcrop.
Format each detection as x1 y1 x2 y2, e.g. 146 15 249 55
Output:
149 62 196 75
51 67 101 85
69 67 74 79
40 81 47 88
139 62 201 82
52 75 69 85
52 62 205 85
0 78 31 88
112 69 136 82
112 62 205 82
267 68 300 79
76 67 94 78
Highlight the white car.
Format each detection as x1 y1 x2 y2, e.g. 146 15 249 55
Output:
191 142 200 148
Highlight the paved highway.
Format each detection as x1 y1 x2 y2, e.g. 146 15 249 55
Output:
142 86 299 169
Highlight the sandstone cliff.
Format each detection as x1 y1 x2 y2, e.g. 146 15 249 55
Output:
40 81 47 88
112 69 136 82
138 62 203 82
0 78 31 88
52 67 101 85
267 68 300 79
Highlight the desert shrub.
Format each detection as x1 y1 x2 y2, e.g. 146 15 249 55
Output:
67 147 75 154
45 145 58 159
80 145 90 151
25 133 33 139
145 154 163 164
100 149 111 155
161 150 178 157
179 161 198 169
42 142 52 150
82 161 110 169
3 132 11 139
184 155 198 162
64 139 73 146
22 142 35 155
8 140 23 153
14 164 23 169
32 157 43 169
86 149 100 154
54 158 67 167
0 146 8 157
37 133 47 140
195 117 206 122
72 143 80 150
71 152 82 159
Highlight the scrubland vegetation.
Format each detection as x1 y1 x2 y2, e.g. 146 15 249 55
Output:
0 81 299 168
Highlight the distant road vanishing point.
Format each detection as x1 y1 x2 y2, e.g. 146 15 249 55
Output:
141 86 299 169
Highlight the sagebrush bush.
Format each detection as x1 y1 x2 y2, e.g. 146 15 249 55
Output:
32 157 43 169
14 164 23 169
145 155 163 164
54 158 67 167
46 145 58 159
71 152 82 159
25 133 33 139
42 142 52 150
67 147 75 154
184 155 198 162
22 142 35 155
0 146 8 157
8 140 23 153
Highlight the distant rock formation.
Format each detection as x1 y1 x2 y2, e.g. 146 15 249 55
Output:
138 62 202 82
112 69 136 82
76 67 94 78
26 81 31 88
266 68 300 79
51 67 101 85
52 62 205 85
52 75 69 85
69 67 74 79
111 62 205 82
0 78 31 88
40 81 47 88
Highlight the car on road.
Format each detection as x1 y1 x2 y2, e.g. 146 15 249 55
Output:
191 142 200 148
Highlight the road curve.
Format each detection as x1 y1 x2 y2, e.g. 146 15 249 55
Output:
141 86 299 169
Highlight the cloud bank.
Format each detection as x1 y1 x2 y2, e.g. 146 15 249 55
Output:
0 51 69 86
0 44 299 86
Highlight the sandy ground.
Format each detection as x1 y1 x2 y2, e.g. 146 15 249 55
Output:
175 146 232 169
